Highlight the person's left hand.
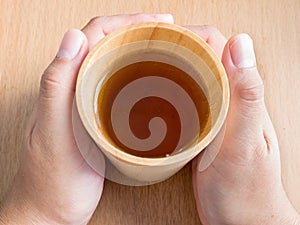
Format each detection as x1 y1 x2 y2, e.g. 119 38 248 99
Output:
0 14 174 225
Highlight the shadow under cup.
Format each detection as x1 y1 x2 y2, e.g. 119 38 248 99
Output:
74 22 229 186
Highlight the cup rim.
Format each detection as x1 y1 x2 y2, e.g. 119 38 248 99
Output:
76 22 230 166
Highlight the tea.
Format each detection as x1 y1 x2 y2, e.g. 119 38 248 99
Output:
97 61 210 158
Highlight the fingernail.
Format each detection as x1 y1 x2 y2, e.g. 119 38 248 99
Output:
57 29 85 60
162 14 174 23
229 33 256 68
154 13 174 23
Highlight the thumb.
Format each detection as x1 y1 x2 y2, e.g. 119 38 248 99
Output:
36 29 88 128
221 33 268 155
198 34 278 171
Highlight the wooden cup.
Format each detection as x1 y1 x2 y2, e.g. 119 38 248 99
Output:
75 22 229 185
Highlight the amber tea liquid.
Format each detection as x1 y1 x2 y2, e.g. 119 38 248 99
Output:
97 61 210 158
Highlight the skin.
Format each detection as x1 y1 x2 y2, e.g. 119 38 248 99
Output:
0 14 174 225
188 27 300 224
0 13 299 225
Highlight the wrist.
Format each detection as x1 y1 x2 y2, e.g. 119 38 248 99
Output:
277 206 300 225
1 195 47 225
209 190 300 225
247 198 300 225
270 194 300 225
0 184 60 225
0 175 92 225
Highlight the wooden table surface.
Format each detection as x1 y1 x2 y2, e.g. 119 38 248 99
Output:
0 1 299 224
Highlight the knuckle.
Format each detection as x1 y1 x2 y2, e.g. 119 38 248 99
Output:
205 25 223 41
25 121 46 154
133 14 148 23
131 13 144 18
205 25 218 33
132 13 152 19
253 139 269 160
40 74 59 99
84 16 108 35
88 16 106 26
239 82 265 101
236 69 265 102
126 13 148 24
40 59 67 98
202 25 220 35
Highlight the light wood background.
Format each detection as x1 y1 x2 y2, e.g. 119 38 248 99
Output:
0 1 299 224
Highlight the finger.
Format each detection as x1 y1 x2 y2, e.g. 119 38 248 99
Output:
184 25 227 59
72 99 106 177
82 13 174 50
36 29 88 129
263 109 280 152
222 33 269 153
198 123 226 172
191 158 209 225
185 25 226 172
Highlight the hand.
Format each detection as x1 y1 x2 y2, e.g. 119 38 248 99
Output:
0 14 174 225
187 26 300 224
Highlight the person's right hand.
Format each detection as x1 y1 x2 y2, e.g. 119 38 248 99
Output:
188 26 300 224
